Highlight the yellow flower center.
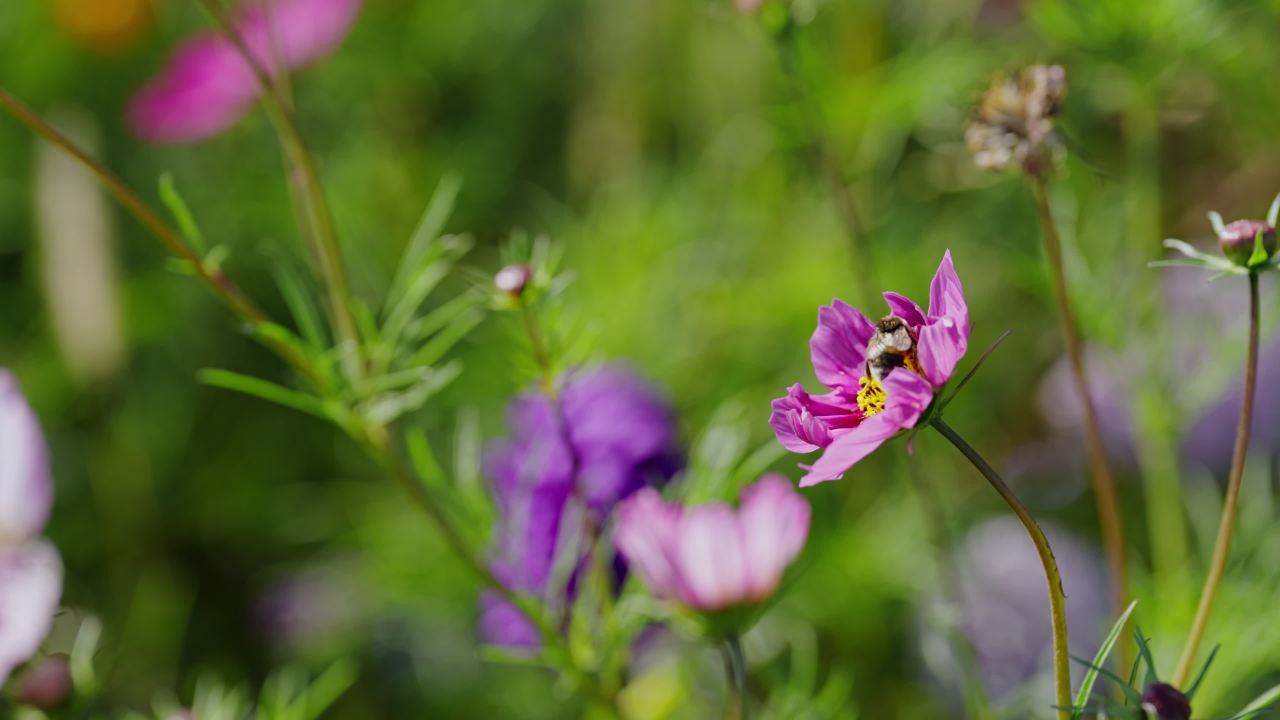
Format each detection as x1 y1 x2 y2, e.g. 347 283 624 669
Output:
857 376 886 417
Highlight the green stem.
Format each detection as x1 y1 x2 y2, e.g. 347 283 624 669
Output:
722 634 747 720
930 418 1072 720
0 88 325 389
1172 271 1260 687
1028 174 1130 628
196 0 365 384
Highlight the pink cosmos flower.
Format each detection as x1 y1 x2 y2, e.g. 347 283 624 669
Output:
128 0 362 143
0 370 63 686
613 475 810 612
770 251 970 486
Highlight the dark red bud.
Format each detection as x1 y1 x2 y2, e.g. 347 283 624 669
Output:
494 264 533 298
16 654 72 709
1218 219 1276 265
1141 682 1191 720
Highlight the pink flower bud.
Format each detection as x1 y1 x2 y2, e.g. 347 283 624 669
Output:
494 264 533 298
1217 219 1275 265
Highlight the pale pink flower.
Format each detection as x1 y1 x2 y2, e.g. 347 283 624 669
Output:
614 475 810 612
128 0 362 143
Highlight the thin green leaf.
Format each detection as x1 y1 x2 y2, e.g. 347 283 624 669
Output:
273 264 327 351
1228 684 1280 720
158 173 207 253
1248 229 1270 267
382 234 472 346
1070 655 1143 704
1185 643 1219 700
404 289 483 344
406 426 447 488
294 660 357 720
404 307 484 369
1133 628 1159 685
387 173 462 311
198 368 328 420
1072 600 1137 718
360 361 462 425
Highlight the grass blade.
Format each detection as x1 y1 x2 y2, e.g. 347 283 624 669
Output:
1072 600 1137 718
198 368 327 420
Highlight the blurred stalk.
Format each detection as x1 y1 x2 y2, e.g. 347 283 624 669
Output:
772 22 875 306
722 634 747 720
904 457 994 720
930 418 1072 720
0 88 323 389
195 0 366 385
1122 88 1188 589
1172 272 1259 688
1027 174 1129 626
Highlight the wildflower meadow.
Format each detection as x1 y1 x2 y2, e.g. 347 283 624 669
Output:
5 0 1280 718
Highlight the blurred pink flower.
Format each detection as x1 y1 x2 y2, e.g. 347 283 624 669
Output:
128 0 361 143
770 251 970 486
614 475 810 612
0 370 63 686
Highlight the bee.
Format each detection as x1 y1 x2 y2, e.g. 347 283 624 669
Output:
865 316 916 382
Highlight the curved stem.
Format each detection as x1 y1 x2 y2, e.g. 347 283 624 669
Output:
931 418 1072 720
1029 175 1129 624
1172 271 1260 687
722 634 747 720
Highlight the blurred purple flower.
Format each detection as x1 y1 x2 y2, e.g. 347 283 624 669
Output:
614 474 810 612
928 517 1107 704
770 251 970 486
481 365 681 649
256 564 362 652
128 0 361 143
0 370 63 686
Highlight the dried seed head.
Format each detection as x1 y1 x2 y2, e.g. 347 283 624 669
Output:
966 64 1066 175
1141 683 1191 720
1217 218 1276 266
494 264 533 299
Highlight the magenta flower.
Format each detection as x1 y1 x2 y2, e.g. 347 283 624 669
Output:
128 0 362 143
0 370 63 686
614 475 810 613
770 251 970 486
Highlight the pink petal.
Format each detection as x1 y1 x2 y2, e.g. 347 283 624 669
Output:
675 503 746 610
614 489 682 601
768 384 860 453
739 475 810 600
0 371 51 542
238 0 362 71
810 299 876 392
127 35 259 143
927 250 970 339
0 541 63 686
916 317 968 388
128 0 362 144
799 370 933 486
882 291 926 327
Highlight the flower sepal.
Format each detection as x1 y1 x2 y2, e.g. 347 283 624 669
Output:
1153 194 1280 276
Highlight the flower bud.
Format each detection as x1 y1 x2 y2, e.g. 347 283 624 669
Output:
1218 219 1276 266
16 654 72 709
1141 682 1191 720
494 264 532 299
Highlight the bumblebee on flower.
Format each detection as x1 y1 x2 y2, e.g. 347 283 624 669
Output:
770 251 970 486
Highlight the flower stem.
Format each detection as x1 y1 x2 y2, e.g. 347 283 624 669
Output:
772 24 874 304
1172 271 1260 687
196 0 365 385
722 634 748 720
930 418 1072 720
1028 174 1130 624
0 88 325 389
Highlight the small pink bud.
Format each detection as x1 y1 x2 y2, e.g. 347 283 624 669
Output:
16 654 71 709
1218 219 1276 265
494 264 533 298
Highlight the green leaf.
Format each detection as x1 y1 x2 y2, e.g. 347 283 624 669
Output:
1248 229 1271 267
198 368 328 420
360 362 462 424
1072 600 1137 718
1228 684 1280 720
1132 628 1159 685
1184 643 1219 700
1070 655 1143 705
404 307 485 369
382 234 473 347
293 660 358 720
387 173 462 313
158 173 207 253
272 264 327 351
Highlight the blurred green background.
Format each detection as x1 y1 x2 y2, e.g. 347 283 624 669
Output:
5 0 1280 716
